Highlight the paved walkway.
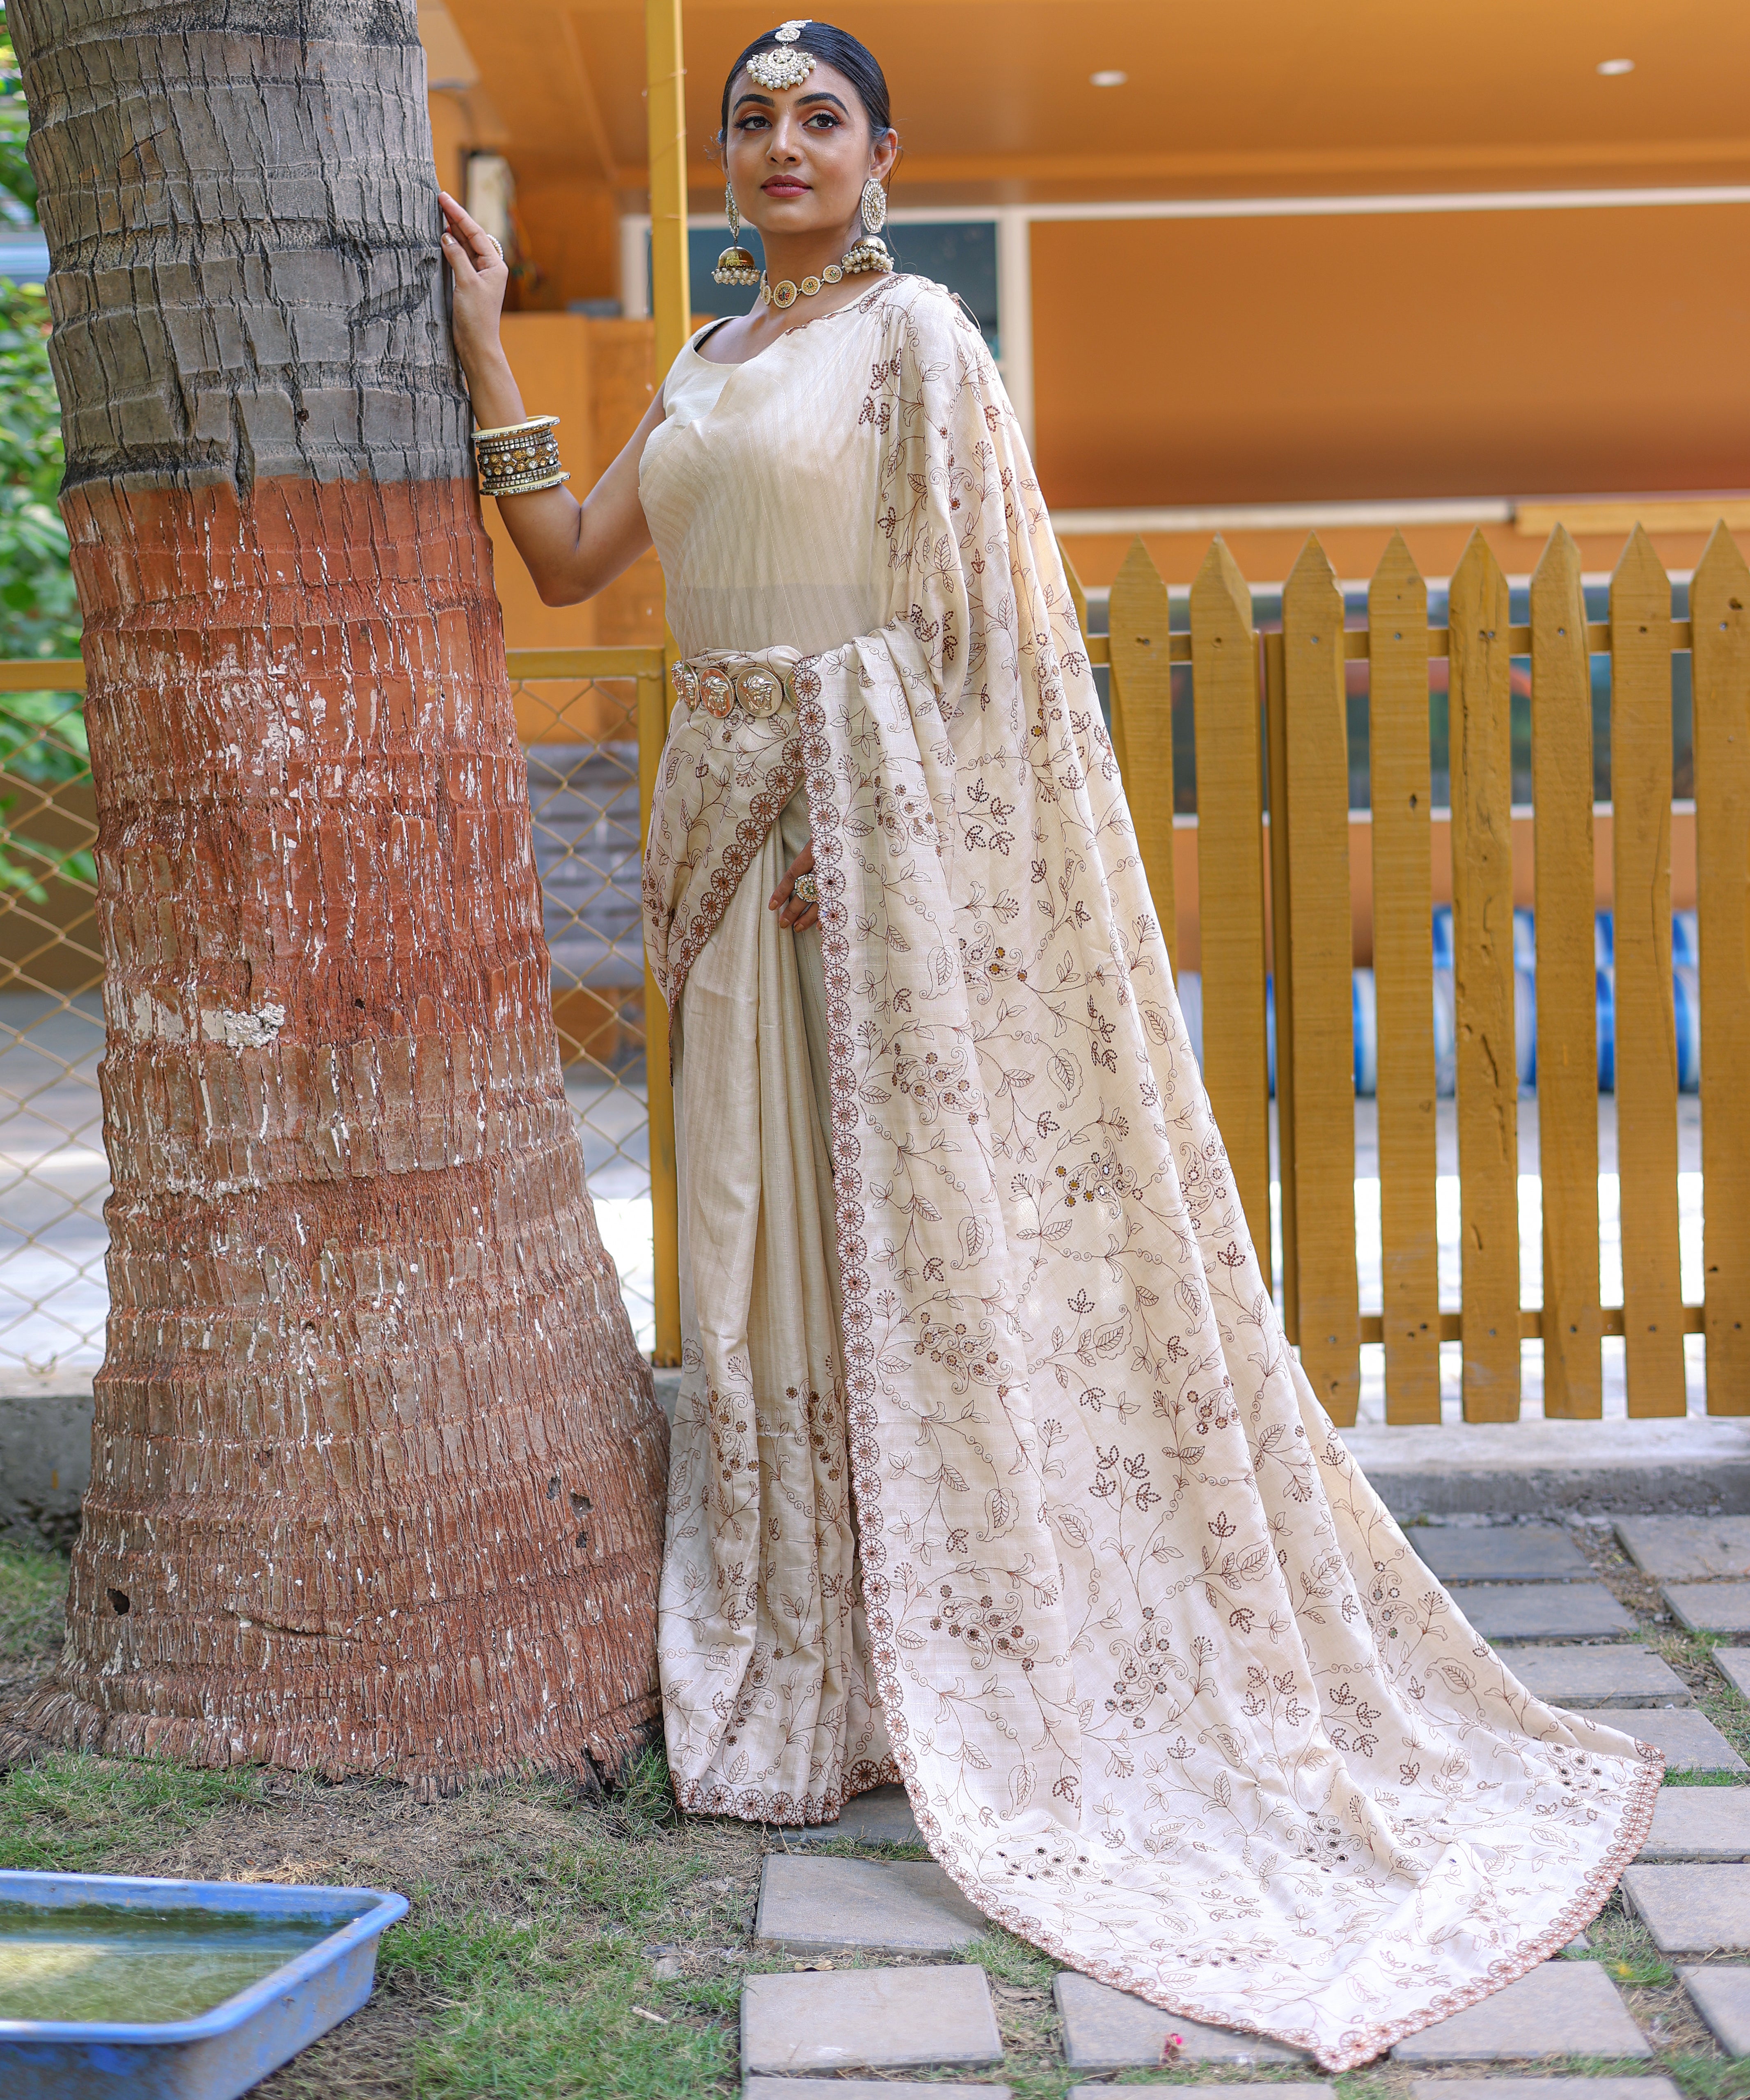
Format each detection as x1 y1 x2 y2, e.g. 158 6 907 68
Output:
732 1514 1750 2091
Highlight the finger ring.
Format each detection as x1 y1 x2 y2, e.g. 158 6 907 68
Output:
793 871 818 904
484 234 504 259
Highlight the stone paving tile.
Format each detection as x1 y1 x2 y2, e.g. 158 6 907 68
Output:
755 1855 987 1956
772 1783 922 1848
1585 1707 1747 1775
1665 1583 1750 1635
1054 1972 1309 2068
741 1964 1003 2073
1641 1788 1750 1861
1713 1650 1750 1701
1462 1583 1636 1642
747 2084 1009 2100
1677 1965 1750 2055
1069 2088 1332 2100
1506 1645 1692 1708
1625 1864 1750 1955
1617 1517 1750 1582
1388 1960 1650 2060
1410 2081 1681 2100
1417 1525 1592 1583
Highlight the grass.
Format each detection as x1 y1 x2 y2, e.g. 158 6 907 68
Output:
0 1753 264 1873
0 1538 66 1660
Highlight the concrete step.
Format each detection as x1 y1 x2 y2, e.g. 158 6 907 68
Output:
1666 1582 1750 1635
1418 1525 1593 1583
1624 1863 1750 1955
1641 1786 1750 1861
1508 1644 1691 1707
771 1783 922 1847
740 1964 1002 2075
754 1855 985 1957
1053 1971 1309 2069
1388 1960 1649 2061
1617 1516 1750 1580
1464 1582 1637 1642
1678 1965 1750 2053
1591 1706 1746 1775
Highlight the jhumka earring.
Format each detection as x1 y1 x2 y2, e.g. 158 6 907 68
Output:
837 174 892 278
714 182 759 285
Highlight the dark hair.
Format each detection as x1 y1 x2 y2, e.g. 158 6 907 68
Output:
717 21 893 144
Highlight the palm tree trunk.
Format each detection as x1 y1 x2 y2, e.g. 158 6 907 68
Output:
8 0 669 1784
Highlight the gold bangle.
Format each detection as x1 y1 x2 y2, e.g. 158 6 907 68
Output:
474 415 566 498
473 415 560 441
481 469 571 498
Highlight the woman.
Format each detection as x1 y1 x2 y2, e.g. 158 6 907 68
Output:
440 22 1658 2068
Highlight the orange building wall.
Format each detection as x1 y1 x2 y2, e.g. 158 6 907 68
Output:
1032 204 1750 515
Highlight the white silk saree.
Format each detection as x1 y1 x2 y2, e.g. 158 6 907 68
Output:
639 276 1659 2070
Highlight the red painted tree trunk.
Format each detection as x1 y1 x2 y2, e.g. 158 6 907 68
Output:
9 0 668 1784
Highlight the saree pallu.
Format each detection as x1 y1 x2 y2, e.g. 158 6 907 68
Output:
641 278 1659 2070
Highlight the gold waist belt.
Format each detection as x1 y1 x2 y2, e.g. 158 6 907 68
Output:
671 647 809 721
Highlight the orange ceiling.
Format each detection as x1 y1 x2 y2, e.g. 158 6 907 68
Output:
444 0 1750 201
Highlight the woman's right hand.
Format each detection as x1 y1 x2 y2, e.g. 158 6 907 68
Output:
439 191 511 382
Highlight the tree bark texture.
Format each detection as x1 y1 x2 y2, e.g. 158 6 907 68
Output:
9 0 669 1783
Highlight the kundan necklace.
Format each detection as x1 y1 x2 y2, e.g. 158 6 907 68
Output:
760 230 893 310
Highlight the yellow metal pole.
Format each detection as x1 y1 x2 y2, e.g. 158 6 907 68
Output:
646 0 692 374
639 666 682 1366
640 0 690 1364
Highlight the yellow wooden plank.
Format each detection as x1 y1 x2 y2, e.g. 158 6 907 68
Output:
1692 525 1750 1414
1190 538 1273 1298
1109 539 1177 974
1610 526 1686 1416
1448 532 1521 1420
1263 631 1297 1340
505 647 666 680
644 0 692 378
0 660 85 692
640 652 682 1366
1280 537 1359 1423
1360 1307 1704 1343
1518 497 1750 539
1366 534 1439 1422
1058 541 1091 643
1529 527 1603 1417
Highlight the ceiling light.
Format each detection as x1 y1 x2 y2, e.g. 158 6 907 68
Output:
1090 70 1127 87
1596 57 1635 75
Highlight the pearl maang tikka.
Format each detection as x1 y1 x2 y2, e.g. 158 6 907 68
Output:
746 20 814 91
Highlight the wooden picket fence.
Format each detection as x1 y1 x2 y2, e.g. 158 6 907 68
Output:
1072 523 1750 1428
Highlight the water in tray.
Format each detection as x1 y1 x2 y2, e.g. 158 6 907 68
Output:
0 1898 333 2024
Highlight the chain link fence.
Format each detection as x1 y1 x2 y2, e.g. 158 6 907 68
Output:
0 661 661 1378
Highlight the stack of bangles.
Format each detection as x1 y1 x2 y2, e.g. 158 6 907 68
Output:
473 415 570 497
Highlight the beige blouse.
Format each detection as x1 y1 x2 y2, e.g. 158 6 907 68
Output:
641 314 889 659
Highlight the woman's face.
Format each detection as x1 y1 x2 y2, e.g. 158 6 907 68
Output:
724 60 896 241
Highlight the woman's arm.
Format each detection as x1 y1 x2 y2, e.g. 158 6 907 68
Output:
440 192 663 608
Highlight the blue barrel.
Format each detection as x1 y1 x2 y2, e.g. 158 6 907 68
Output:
1674 963 1701 1091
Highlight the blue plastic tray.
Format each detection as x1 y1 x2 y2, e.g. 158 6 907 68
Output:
0 1868 408 2099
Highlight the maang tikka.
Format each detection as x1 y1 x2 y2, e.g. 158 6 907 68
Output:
714 183 759 286
746 20 815 91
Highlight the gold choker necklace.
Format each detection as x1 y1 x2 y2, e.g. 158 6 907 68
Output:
760 234 893 310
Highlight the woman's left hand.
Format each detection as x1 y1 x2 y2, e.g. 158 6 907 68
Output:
771 839 818 933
